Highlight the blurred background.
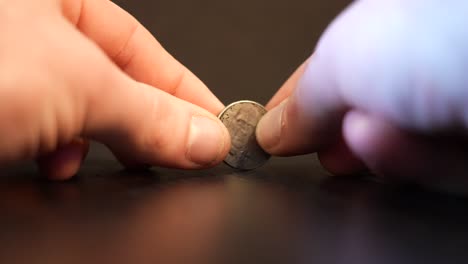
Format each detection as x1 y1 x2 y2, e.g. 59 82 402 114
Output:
113 0 351 104
3 2 468 263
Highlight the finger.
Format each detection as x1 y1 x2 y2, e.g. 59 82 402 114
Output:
343 111 468 194
65 35 230 167
47 18 230 169
37 138 89 180
61 0 223 114
317 134 366 176
265 60 308 110
85 80 230 169
263 58 368 174
256 55 347 156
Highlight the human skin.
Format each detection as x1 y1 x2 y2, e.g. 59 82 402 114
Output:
0 0 231 180
257 0 468 192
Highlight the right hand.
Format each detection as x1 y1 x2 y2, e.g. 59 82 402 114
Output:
256 0 468 192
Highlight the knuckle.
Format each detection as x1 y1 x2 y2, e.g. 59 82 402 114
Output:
131 92 168 154
110 18 140 69
130 91 184 164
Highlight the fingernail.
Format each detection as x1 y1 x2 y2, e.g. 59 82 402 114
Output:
256 99 288 152
187 116 225 166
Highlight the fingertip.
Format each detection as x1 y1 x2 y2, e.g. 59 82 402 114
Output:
343 111 375 156
256 100 287 154
186 115 231 167
343 111 418 178
342 111 468 193
113 115 230 170
265 60 309 110
342 110 390 175
317 134 367 176
37 139 89 181
180 70 226 115
95 82 230 170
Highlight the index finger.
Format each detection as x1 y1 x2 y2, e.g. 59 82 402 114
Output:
265 60 308 110
61 0 223 114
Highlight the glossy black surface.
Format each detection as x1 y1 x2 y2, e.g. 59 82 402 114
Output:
2 0 468 263
1 145 468 263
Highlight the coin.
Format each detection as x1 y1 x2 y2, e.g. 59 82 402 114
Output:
218 100 270 170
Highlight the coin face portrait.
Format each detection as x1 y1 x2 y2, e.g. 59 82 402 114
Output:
218 101 270 170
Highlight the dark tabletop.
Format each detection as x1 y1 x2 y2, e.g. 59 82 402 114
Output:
2 0 468 263
2 145 468 264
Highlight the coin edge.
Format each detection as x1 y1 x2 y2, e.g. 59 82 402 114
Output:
218 100 270 170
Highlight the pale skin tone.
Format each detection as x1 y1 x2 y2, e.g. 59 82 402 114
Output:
257 0 468 192
0 0 231 179
2 0 468 192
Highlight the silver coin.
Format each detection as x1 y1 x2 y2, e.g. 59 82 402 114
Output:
218 100 270 170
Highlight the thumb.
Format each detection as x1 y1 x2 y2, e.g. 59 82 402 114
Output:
84 77 231 169
256 56 346 156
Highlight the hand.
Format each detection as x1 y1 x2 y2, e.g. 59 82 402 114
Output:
0 0 230 180
257 1 468 192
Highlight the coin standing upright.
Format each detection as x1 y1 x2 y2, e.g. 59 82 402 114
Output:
218 101 270 170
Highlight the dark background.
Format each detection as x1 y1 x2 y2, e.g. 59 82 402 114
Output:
113 0 350 104
2 1 468 263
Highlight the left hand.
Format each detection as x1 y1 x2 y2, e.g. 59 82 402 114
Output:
0 0 230 179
